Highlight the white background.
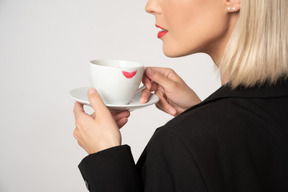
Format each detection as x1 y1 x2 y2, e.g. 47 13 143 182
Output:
0 0 221 191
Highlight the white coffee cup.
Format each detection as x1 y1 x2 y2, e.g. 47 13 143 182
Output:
89 59 145 105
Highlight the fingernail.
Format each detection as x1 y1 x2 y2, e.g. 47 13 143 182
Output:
168 108 176 116
146 68 153 76
88 88 97 95
140 97 146 104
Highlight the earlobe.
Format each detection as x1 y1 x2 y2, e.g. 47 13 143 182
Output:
226 0 241 12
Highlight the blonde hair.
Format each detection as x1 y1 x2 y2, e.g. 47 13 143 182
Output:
220 0 288 88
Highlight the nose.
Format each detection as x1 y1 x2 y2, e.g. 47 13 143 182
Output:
145 0 159 15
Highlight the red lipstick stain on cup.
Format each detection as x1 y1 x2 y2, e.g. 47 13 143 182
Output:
122 70 137 78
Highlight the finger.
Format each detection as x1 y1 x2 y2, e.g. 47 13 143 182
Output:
140 88 151 104
145 67 173 88
116 117 128 129
150 81 159 92
112 110 130 121
147 67 177 78
142 74 152 90
155 90 177 116
73 102 85 119
87 88 110 116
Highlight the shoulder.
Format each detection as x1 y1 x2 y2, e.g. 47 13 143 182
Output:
163 98 250 137
151 97 259 153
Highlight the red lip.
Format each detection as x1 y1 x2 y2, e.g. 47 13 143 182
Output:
122 70 137 78
156 24 168 38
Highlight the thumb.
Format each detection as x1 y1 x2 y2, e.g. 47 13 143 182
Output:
146 67 172 88
87 88 109 116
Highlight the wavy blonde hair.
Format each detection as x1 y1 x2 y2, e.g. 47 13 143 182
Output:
219 0 288 88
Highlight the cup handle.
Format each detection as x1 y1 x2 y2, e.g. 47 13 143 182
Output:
135 85 146 94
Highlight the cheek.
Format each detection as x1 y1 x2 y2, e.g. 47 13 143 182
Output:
163 10 228 57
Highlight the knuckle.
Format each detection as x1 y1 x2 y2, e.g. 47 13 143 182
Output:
75 114 86 127
75 118 80 127
144 88 151 96
151 83 158 91
167 68 174 73
169 81 178 89
73 129 78 139
77 113 86 121
155 90 164 99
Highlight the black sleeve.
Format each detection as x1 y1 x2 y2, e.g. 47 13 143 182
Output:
78 130 207 192
137 129 208 192
78 145 142 192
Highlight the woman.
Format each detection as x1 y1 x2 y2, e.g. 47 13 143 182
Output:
73 0 288 191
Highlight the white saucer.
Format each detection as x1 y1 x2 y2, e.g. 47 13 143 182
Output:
69 87 159 111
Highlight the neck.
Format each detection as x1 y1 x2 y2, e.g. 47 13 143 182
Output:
209 14 239 86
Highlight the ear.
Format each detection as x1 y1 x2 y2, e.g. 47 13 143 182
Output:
226 0 241 12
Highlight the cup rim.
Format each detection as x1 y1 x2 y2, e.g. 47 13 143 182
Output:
90 59 144 68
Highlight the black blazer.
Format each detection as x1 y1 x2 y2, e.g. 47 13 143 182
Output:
78 79 288 192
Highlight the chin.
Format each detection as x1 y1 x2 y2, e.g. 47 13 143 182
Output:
163 52 180 58
163 47 195 58
162 44 200 58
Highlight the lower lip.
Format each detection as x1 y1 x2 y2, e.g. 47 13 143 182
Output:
158 31 168 38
